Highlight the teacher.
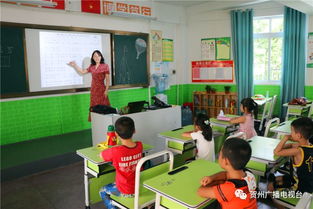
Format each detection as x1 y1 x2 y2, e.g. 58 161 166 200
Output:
68 50 110 121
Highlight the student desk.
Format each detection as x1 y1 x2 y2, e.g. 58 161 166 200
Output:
283 103 311 121
253 97 272 106
76 143 153 209
249 136 283 164
159 125 223 154
209 115 238 134
144 159 224 209
270 120 291 137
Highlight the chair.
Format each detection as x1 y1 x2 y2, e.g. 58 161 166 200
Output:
295 192 312 209
111 150 174 209
268 95 277 120
226 132 246 140
256 98 273 131
264 117 280 138
308 103 313 118
273 192 313 209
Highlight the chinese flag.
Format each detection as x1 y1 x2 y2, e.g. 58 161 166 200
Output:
43 0 65 10
82 0 101 14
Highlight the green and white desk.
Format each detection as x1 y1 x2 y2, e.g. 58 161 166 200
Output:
77 143 153 209
249 136 282 164
270 121 291 138
283 103 311 121
209 115 238 134
253 97 272 106
246 136 288 177
144 160 224 209
159 125 223 154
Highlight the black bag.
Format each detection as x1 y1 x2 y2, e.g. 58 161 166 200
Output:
90 105 117 115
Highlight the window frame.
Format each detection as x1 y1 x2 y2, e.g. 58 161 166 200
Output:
253 15 283 85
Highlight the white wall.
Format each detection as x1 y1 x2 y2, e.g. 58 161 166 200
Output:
0 2 187 86
186 1 313 86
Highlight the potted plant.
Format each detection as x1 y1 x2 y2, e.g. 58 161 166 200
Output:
210 88 216 94
224 86 231 94
205 85 211 93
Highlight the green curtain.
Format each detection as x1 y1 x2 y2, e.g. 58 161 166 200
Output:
281 7 307 118
231 9 254 112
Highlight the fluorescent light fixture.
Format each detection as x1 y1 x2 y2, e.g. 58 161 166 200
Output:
111 11 157 20
5 0 57 7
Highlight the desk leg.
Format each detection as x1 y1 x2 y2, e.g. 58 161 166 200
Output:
155 193 161 209
84 159 91 209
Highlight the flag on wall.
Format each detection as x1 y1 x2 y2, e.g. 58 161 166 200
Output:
81 0 101 14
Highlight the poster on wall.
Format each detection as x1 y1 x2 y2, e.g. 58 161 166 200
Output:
201 38 216 60
216 37 231 60
162 39 173 62
308 32 313 68
192 60 234 82
151 30 163 62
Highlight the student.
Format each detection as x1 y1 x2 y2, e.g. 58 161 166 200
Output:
99 117 143 209
197 138 257 209
268 117 313 194
230 98 258 139
182 113 215 161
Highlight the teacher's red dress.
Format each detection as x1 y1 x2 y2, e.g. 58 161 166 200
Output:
87 63 110 121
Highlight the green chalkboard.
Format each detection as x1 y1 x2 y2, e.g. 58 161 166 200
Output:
1 26 28 94
113 34 148 85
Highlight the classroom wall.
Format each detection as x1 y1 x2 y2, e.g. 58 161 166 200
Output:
0 2 188 145
185 2 313 116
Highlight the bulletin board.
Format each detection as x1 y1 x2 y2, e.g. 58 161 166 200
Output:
201 37 231 61
191 60 234 82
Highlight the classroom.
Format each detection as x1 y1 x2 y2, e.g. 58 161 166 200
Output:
1 0 313 209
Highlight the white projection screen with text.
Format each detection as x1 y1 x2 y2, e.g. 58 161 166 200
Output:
25 29 111 92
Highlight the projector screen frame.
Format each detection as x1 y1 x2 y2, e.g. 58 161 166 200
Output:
1 22 150 99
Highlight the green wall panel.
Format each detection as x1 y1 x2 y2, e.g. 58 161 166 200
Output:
0 86 182 145
254 85 281 116
0 94 91 145
2 84 309 146
305 86 313 100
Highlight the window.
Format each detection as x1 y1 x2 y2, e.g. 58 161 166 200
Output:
253 16 283 83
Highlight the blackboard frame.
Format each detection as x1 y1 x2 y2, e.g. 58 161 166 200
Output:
1 22 150 99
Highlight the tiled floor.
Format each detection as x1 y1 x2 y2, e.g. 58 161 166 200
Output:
1 161 276 209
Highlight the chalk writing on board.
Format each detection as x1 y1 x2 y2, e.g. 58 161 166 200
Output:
135 38 146 59
0 46 14 69
39 31 102 88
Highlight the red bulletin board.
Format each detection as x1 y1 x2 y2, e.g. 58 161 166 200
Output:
192 60 234 82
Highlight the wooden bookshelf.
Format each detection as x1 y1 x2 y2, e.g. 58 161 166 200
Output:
193 91 238 118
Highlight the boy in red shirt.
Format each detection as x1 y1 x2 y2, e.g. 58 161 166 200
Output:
197 138 257 209
99 117 143 209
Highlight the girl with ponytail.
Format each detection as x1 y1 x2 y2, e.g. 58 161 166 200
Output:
230 98 258 139
182 113 215 161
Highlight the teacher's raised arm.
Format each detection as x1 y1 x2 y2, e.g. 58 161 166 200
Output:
67 61 89 74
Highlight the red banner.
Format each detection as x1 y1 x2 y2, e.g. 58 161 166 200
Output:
103 1 114 15
116 2 128 12
141 6 151 16
191 60 234 82
129 5 140 14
